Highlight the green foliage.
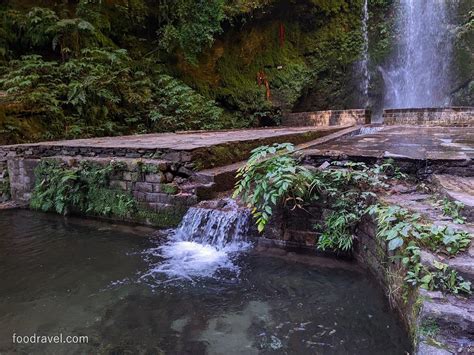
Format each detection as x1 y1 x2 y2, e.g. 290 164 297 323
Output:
149 75 223 132
235 144 472 296
233 143 312 232
436 198 466 224
370 204 422 251
0 49 223 142
0 0 385 141
31 160 136 218
317 211 358 251
234 143 396 250
369 204 472 295
0 169 10 200
370 204 471 255
159 0 226 64
403 244 471 295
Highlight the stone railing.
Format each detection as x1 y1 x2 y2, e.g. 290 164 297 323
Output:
383 107 474 126
282 109 371 127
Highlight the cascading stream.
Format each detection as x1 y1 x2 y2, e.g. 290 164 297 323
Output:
383 0 454 108
142 199 252 282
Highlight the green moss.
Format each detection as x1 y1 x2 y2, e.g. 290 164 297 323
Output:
161 184 179 195
135 206 187 228
30 159 137 218
0 173 10 200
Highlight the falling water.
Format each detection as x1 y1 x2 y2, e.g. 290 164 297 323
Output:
142 199 252 282
383 0 454 108
360 0 370 108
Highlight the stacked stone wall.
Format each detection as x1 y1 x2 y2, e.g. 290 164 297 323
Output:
3 155 202 226
259 205 418 338
383 107 474 126
282 109 371 127
0 158 10 203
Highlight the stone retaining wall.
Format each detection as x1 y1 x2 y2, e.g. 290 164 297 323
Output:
259 199 473 354
3 155 203 227
0 159 10 203
383 107 474 126
282 109 371 127
260 205 414 328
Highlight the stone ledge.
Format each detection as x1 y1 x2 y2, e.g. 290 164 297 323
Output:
282 109 371 127
383 107 474 127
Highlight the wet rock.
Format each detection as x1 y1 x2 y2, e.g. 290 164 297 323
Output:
417 341 453 355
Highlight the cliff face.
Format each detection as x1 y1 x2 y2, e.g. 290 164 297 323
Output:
174 0 368 117
451 0 474 107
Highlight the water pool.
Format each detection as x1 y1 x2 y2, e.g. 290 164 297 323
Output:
0 210 411 354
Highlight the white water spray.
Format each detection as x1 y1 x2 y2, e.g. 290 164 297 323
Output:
383 0 454 108
360 0 370 108
142 199 252 282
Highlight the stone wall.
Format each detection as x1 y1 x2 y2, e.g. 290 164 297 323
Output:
383 107 474 126
258 205 420 350
2 155 204 226
0 159 10 203
7 158 38 205
282 109 371 127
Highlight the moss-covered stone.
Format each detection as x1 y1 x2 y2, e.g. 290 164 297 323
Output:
135 206 187 229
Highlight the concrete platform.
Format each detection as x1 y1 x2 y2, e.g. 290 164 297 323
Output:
1 125 351 170
303 126 474 176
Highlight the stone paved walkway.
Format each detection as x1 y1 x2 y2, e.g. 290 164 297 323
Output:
304 126 474 161
6 126 350 151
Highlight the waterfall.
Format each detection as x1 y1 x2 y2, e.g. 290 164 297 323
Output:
142 199 252 282
361 0 370 108
383 0 454 108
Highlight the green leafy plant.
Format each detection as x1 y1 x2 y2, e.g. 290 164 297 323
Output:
233 143 313 232
370 204 472 295
0 170 11 200
234 143 396 250
403 245 471 295
436 198 466 224
370 204 423 251
31 159 136 218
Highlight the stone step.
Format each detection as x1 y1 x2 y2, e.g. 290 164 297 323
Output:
420 247 474 285
194 126 363 199
418 290 473 353
432 175 474 223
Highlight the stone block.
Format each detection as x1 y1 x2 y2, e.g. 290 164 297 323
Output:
123 171 139 181
109 180 128 191
142 192 173 204
145 173 165 183
133 191 146 201
173 193 197 206
134 182 154 193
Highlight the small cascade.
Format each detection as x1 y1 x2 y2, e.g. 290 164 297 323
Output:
142 199 252 282
360 0 370 108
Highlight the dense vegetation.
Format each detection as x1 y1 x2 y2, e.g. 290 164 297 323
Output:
31 159 186 227
234 144 472 296
0 0 391 144
0 0 471 144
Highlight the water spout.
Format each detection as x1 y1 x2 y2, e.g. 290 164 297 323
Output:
142 199 252 282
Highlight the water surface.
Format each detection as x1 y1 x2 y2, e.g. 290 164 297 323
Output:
0 210 411 354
